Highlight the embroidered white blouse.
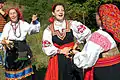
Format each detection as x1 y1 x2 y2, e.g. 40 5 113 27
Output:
74 29 117 69
0 20 40 41
42 20 91 56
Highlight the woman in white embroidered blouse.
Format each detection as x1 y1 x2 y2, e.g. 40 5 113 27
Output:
42 3 91 80
0 8 40 80
73 3 120 80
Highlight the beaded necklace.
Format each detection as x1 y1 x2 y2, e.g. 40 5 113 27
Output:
11 21 21 38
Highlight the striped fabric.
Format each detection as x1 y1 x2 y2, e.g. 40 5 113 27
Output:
0 14 7 32
5 65 34 80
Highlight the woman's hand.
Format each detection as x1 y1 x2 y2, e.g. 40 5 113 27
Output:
73 42 78 50
2 40 13 45
0 9 5 15
1 37 13 45
1 37 13 50
32 14 38 22
72 50 79 54
60 47 71 55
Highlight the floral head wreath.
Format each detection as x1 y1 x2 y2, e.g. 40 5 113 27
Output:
99 3 120 42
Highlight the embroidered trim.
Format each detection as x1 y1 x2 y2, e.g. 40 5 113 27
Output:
42 40 52 47
49 20 71 40
77 25 86 33
89 32 111 51
5 65 34 79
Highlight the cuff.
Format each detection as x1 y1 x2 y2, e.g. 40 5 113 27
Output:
32 20 39 24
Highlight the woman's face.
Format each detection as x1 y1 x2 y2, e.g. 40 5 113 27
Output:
52 5 65 21
9 9 18 23
96 13 102 27
0 3 4 9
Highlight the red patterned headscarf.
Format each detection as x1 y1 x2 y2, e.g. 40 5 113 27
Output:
99 4 120 42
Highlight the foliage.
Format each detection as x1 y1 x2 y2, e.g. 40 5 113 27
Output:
6 0 120 31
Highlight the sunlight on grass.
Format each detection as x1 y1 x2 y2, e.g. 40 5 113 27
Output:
0 66 5 80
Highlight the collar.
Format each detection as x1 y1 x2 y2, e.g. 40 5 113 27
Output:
54 20 66 31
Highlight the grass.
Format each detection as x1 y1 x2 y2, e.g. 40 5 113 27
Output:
0 66 5 80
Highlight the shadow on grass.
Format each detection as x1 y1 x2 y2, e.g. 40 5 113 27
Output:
32 65 47 80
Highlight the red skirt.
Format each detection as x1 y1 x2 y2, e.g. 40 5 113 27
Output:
45 55 58 80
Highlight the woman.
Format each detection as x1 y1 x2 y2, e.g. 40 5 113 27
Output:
42 3 91 80
0 8 40 80
0 0 8 66
73 3 120 80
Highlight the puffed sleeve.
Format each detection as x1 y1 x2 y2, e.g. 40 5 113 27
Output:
70 20 91 43
0 23 11 42
74 41 103 69
42 27 59 56
28 20 40 35
74 31 115 69
0 23 10 49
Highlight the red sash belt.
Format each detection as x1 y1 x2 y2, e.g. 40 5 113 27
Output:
95 54 120 67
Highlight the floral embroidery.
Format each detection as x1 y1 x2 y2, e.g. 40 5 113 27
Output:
42 40 52 47
89 32 111 51
55 29 66 40
77 25 86 33
49 20 70 40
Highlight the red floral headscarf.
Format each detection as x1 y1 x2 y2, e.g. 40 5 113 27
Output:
99 4 120 42
8 8 24 21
